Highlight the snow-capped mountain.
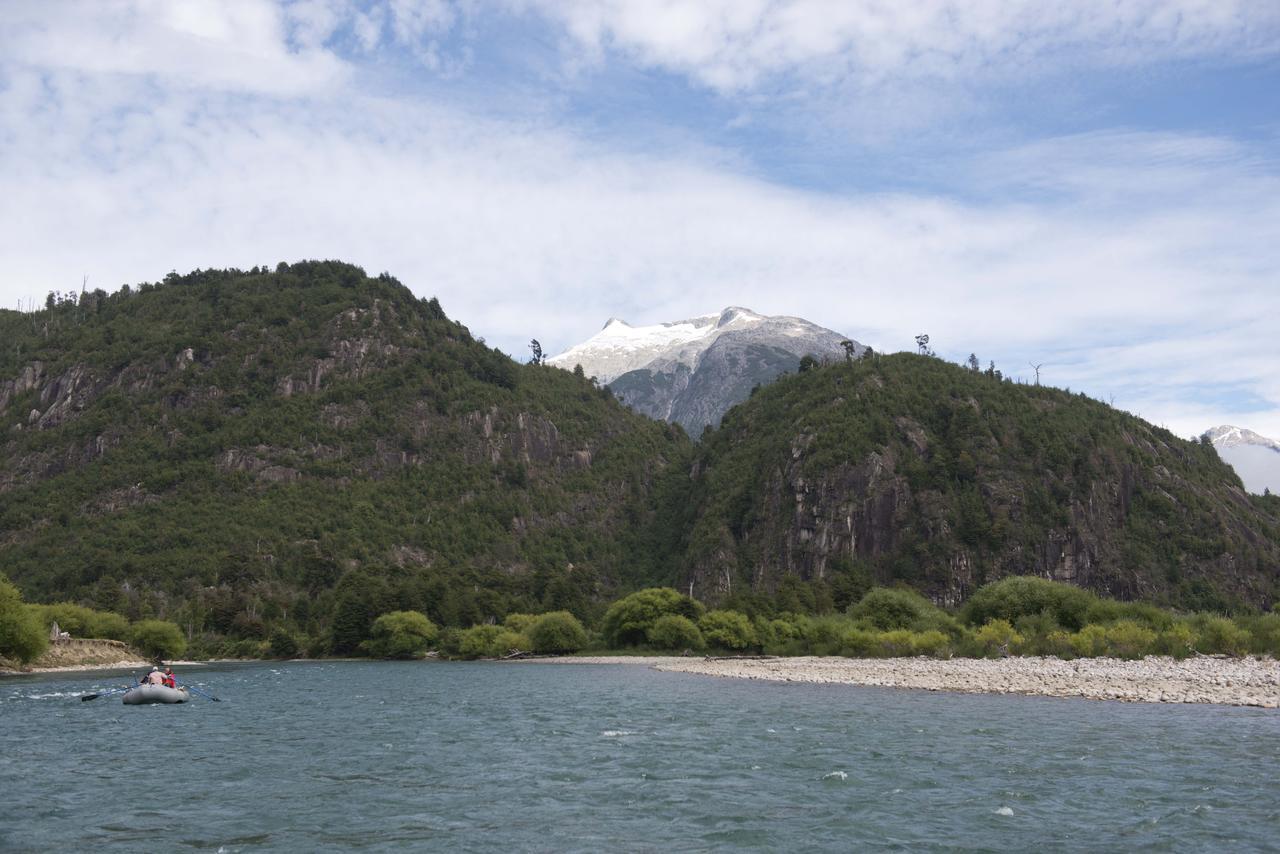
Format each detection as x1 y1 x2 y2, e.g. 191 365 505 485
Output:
547 307 863 434
1204 425 1280 495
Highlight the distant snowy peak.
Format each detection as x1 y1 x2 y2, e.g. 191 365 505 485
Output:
548 306 822 384
1205 425 1280 451
548 306 862 435
1205 425 1280 495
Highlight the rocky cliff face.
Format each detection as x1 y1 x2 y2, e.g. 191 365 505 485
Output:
671 355 1280 612
548 307 864 435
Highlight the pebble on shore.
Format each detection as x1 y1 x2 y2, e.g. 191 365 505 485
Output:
522 654 1280 708
653 655 1280 708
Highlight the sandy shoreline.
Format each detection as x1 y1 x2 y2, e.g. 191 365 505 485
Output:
520 654 1280 707
0 659 212 677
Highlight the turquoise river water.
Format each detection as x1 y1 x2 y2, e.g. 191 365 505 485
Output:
2 661 1277 851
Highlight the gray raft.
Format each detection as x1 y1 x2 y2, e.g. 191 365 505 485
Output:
122 685 190 705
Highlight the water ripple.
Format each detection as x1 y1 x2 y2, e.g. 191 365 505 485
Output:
2 661 1277 851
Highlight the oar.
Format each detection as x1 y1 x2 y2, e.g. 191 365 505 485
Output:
182 683 222 702
81 685 131 702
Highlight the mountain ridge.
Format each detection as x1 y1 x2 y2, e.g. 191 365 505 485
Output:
2 264 1277 654
657 355 1280 612
0 262 688 648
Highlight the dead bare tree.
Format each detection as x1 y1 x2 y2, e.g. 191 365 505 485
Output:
1029 362 1044 385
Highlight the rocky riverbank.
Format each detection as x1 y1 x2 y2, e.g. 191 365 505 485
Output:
656 655 1280 707
521 654 1280 707
0 638 148 676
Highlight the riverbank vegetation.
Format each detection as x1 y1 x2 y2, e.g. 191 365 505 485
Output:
0 572 186 665
4 571 1276 666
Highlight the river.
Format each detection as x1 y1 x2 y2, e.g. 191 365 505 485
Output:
2 661 1277 851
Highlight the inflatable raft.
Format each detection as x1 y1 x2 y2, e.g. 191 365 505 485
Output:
122 684 190 705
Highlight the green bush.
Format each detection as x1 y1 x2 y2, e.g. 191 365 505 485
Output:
1236 612 1280 657
962 576 1096 631
1192 616 1250 656
304 633 332 658
647 615 704 651
973 619 1022 656
456 625 502 658
364 610 439 659
29 603 130 640
768 618 801 644
840 627 879 657
436 627 463 657
760 617 808 655
455 625 526 659
849 587 940 631
1043 629 1075 658
799 615 848 656
226 638 263 658
0 578 48 664
1104 620 1157 660
698 610 757 651
86 610 132 641
600 588 704 647
267 627 299 659
1084 600 1174 630
1155 623 1196 659
839 627 952 658
752 615 806 652
528 611 588 654
1069 624 1109 657
876 629 917 657
503 613 537 633
910 629 951 657
130 619 187 660
1012 611 1062 655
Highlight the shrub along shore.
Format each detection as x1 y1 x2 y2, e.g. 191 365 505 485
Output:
3 573 1279 673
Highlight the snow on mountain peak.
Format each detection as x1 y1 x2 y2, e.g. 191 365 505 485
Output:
1205 424 1280 495
717 306 762 327
547 306 849 384
548 313 717 381
1205 425 1280 451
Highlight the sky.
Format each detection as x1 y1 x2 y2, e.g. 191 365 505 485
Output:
1 0 1278 439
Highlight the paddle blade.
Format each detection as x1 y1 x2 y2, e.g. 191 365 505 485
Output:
80 693 99 701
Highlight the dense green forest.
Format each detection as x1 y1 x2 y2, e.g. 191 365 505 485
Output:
1 261 1277 659
660 352 1280 614
0 262 688 650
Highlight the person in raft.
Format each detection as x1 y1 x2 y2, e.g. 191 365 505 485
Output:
163 667 176 688
141 667 165 686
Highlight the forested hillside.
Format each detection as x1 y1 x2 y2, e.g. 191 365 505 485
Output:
658 354 1280 613
2 263 1277 657
0 262 688 648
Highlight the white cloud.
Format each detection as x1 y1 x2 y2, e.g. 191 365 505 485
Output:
285 0 350 49
526 0 1280 93
0 2 1276 440
0 0 350 96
